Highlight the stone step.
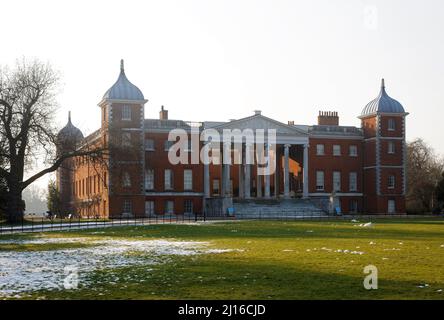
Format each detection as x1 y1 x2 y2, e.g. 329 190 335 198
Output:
232 198 328 217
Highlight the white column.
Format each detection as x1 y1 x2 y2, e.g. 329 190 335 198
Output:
303 143 309 198
284 144 290 198
222 142 231 197
244 143 251 199
238 158 244 199
203 142 210 198
256 170 262 198
264 143 271 198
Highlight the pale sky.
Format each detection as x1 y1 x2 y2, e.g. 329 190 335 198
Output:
2 0 444 190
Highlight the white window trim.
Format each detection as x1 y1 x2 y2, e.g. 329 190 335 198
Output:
349 172 357 192
333 171 341 192
388 119 396 131
388 200 396 213
145 169 154 190
184 200 193 214
122 105 132 121
316 171 324 191
164 169 173 190
388 142 395 154
349 145 358 157
145 139 155 151
184 169 193 190
316 144 325 156
333 145 341 156
388 175 395 189
123 200 132 214
165 200 174 214
145 201 155 216
212 179 220 195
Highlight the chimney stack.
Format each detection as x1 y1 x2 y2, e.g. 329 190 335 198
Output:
159 106 168 120
318 110 339 126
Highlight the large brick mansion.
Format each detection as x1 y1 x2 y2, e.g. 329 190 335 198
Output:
56 60 408 218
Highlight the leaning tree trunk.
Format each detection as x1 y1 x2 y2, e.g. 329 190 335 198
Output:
6 185 24 223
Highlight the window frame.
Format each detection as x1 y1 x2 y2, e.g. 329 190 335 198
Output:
316 171 325 191
122 105 132 121
164 169 173 190
333 171 341 192
388 141 395 154
212 179 220 195
184 169 193 190
145 200 155 216
349 145 358 157
145 138 155 151
388 175 395 189
145 169 154 190
388 199 396 214
333 145 341 156
122 132 132 148
388 118 396 131
123 200 132 214
165 200 174 214
349 199 358 213
122 172 131 188
184 200 193 214
164 140 174 151
349 172 357 192
316 144 325 156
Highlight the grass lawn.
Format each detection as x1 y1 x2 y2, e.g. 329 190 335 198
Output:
0 218 443 300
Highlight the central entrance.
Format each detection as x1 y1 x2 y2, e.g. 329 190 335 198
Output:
202 112 310 202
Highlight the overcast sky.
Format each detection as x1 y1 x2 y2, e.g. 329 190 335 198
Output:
2 0 444 190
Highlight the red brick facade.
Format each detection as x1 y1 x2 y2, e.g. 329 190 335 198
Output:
56 64 407 217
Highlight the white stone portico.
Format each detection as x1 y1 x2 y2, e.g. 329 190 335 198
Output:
202 112 310 200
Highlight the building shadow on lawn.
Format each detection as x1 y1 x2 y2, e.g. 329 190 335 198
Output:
61 220 444 242
23 255 444 300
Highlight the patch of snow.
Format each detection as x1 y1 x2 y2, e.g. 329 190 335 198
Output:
358 222 373 228
0 237 239 299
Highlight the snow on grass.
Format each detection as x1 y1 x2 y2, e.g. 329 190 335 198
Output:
305 247 365 255
0 237 240 298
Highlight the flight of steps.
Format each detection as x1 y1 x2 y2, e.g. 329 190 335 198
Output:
232 198 328 219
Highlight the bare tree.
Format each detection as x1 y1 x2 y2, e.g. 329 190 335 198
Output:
0 59 106 223
406 138 444 213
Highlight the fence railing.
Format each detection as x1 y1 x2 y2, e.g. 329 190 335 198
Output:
0 213 441 235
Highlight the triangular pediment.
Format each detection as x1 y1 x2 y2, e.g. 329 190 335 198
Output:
212 114 308 136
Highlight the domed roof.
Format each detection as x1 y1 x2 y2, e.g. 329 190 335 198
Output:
57 111 84 144
102 60 144 101
361 79 405 116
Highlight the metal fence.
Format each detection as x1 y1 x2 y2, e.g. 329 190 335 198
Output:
0 213 441 235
